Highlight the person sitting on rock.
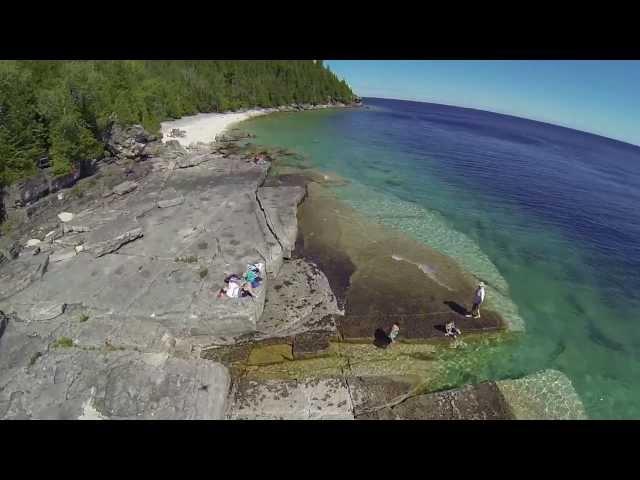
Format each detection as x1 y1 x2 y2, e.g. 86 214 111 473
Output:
217 274 254 299
388 322 400 345
445 320 462 338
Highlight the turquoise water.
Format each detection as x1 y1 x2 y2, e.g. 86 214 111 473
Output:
242 99 640 419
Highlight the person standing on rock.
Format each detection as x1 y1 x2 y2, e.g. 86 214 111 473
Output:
466 282 485 319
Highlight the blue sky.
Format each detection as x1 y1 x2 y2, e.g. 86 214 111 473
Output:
326 61 640 146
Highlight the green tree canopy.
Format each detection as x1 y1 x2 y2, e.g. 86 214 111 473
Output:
0 60 356 186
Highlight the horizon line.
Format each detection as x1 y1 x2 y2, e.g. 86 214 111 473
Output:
361 95 640 149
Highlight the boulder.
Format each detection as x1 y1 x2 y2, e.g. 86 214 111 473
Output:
104 123 153 160
57 212 74 223
25 239 42 248
161 140 188 160
49 170 80 193
5 171 50 208
0 239 21 264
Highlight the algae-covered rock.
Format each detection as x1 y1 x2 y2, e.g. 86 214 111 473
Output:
357 381 513 420
247 343 294 365
227 377 354 420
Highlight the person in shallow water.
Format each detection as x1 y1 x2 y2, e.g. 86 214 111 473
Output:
466 282 485 318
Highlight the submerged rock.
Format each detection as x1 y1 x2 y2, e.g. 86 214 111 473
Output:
495 369 588 420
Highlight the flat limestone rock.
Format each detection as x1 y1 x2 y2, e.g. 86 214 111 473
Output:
257 259 341 340
348 376 418 416
257 186 306 257
49 247 77 263
112 180 138 196
0 349 230 420
57 212 74 223
26 239 42 248
495 369 588 420
83 228 143 258
23 302 67 322
227 377 354 420
176 153 211 169
157 197 184 208
0 254 50 300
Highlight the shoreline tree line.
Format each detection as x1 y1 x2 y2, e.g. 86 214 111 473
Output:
0 60 355 185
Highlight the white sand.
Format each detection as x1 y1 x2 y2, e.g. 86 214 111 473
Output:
160 109 273 147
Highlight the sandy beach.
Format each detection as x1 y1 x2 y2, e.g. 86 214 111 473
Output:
160 109 272 147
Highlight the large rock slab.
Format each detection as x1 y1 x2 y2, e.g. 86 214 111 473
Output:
227 377 354 419
0 349 230 419
0 145 309 399
348 376 419 416
256 259 341 340
104 123 153 160
0 254 49 300
257 186 306 257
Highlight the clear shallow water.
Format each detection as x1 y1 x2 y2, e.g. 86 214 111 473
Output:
242 98 640 419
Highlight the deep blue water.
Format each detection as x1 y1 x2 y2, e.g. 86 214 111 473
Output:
244 97 640 418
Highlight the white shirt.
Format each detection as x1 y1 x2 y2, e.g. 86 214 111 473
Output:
475 286 485 304
226 281 241 298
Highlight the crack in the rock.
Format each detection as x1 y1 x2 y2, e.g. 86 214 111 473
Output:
254 190 285 255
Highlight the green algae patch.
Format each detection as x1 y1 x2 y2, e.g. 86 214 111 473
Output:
239 331 518 391
247 343 294 366
53 337 74 348
245 354 348 380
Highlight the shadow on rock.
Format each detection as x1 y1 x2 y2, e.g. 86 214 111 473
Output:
444 300 469 316
373 328 391 349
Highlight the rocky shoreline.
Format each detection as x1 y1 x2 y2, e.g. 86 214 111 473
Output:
0 105 587 420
